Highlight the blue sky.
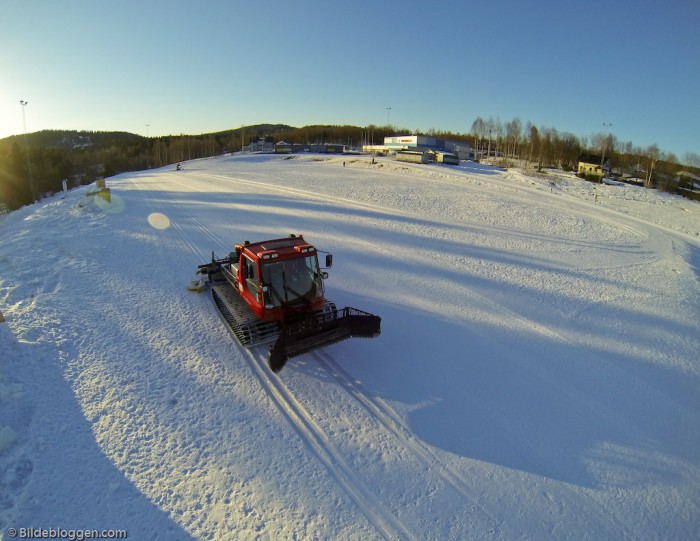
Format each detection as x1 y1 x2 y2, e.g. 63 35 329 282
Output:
1 0 698 159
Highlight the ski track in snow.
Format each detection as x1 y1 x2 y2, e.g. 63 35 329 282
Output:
312 349 519 539
244 348 416 541
1 154 699 540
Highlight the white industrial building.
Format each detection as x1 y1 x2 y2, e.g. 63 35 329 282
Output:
363 135 474 161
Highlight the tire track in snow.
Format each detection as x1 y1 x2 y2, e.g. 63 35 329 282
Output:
243 349 417 541
312 349 520 539
154 173 232 257
144 176 209 262
188 171 408 220
125 173 224 268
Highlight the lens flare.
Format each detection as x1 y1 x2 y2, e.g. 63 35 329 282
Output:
147 212 171 230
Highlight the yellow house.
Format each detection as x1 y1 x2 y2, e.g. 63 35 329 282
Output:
577 154 606 178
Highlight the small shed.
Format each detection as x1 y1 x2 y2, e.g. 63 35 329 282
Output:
432 151 459 165
396 150 429 164
275 141 292 154
577 154 610 178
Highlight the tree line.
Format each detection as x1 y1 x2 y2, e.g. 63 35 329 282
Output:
1 121 698 212
470 116 699 185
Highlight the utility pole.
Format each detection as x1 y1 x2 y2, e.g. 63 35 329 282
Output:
19 100 36 202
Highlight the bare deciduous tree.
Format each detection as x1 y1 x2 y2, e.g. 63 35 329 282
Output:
682 152 700 168
471 117 485 160
645 144 660 188
505 117 522 166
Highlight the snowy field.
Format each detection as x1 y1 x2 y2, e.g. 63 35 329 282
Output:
1 153 699 540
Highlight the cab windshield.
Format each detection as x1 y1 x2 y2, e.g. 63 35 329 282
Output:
261 255 322 307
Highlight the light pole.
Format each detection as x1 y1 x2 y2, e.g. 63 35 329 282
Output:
385 106 391 127
19 100 36 202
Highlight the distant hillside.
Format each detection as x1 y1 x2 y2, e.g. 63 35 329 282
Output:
1 129 143 150
0 124 308 211
211 124 294 139
0 125 299 150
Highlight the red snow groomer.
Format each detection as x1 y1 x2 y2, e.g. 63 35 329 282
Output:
193 234 381 372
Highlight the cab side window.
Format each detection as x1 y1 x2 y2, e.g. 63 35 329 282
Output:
243 256 258 295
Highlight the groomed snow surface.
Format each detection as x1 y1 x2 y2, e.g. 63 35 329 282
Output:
1 154 699 540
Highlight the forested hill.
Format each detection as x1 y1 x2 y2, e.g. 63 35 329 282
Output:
0 125 294 211
1 129 142 149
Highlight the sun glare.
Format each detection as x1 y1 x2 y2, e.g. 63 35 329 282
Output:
147 212 171 230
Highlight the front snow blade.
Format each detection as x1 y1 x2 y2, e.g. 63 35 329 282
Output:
187 276 206 292
267 307 381 373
